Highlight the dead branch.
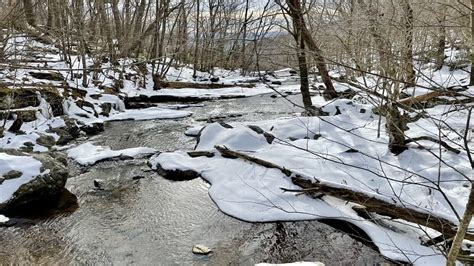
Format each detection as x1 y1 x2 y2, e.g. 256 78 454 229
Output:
405 136 461 154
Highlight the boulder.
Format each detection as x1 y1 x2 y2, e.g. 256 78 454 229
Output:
0 150 70 216
36 133 56 148
29 71 64 81
47 128 74 145
81 122 104 135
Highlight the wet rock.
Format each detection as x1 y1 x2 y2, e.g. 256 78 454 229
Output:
118 154 135 160
187 151 214 158
94 179 105 190
132 175 145 181
81 122 104 135
192 244 212 255
4 170 22 180
152 163 200 181
210 77 220 82
0 151 70 217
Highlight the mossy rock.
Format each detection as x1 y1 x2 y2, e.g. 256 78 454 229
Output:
29 71 64 81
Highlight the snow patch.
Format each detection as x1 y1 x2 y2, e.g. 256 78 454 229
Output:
67 142 156 166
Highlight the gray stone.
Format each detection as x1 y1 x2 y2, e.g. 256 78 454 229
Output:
3 170 22 180
0 150 69 216
36 133 56 148
192 245 212 255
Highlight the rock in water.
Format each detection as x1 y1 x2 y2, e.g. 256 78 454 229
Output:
192 244 212 255
94 179 105 190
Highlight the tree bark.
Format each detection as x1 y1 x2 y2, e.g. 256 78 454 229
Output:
285 0 338 99
22 0 36 27
402 0 416 86
470 0 474 85
193 0 200 78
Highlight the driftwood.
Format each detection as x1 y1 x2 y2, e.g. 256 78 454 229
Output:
153 76 255 90
399 91 444 106
398 90 473 107
214 145 474 241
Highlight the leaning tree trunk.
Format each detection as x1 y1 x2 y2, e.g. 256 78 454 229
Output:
446 109 474 266
447 184 474 266
285 0 338 99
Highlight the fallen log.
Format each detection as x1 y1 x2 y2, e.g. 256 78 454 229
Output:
214 145 474 241
398 90 473 107
153 76 255 90
398 91 443 106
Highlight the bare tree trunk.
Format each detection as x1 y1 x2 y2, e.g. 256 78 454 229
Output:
285 0 338 99
111 0 123 52
402 0 415 86
193 0 200 78
435 6 446 70
470 0 474 85
22 0 36 27
447 184 474 265
296 37 312 109
240 0 250 76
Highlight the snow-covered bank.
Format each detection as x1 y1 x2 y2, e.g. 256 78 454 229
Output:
149 97 472 265
67 142 156 166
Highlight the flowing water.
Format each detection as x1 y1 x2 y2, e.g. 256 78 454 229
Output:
0 94 390 265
